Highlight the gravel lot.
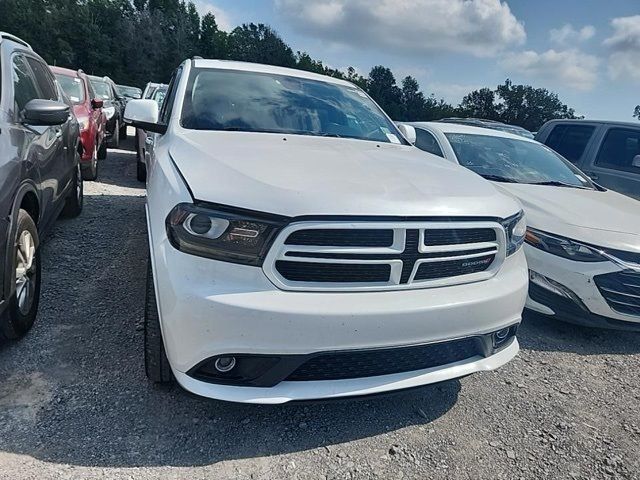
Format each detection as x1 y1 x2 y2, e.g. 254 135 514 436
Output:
0 133 639 479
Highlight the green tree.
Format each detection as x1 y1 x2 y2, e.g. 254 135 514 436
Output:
400 76 427 121
199 12 228 59
228 23 296 67
366 66 403 119
634 105 640 120
460 88 499 120
496 79 577 131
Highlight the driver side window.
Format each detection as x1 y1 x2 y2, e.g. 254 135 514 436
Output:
12 55 39 113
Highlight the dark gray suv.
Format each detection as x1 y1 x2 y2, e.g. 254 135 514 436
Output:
0 32 83 341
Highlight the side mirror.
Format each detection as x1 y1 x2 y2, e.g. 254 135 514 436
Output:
22 99 69 126
633 155 640 169
124 99 166 134
397 124 417 144
91 98 104 109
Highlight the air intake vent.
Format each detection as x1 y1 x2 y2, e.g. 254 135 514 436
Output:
264 220 506 292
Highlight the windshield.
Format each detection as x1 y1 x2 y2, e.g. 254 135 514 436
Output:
55 74 85 104
91 80 112 100
180 68 405 144
152 88 167 107
118 85 141 98
445 133 595 188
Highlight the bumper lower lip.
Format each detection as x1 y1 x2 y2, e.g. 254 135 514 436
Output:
187 328 518 388
172 339 519 404
527 282 640 331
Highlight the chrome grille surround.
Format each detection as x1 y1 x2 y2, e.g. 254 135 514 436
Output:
263 220 507 292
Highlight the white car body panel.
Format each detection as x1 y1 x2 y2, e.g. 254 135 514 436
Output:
141 61 528 403
409 121 640 326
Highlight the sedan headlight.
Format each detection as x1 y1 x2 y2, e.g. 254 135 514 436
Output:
525 228 607 262
103 106 115 120
166 203 287 266
501 211 526 256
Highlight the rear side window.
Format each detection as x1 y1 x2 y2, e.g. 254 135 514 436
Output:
543 124 595 164
415 129 444 157
25 57 58 101
595 128 640 174
12 55 40 112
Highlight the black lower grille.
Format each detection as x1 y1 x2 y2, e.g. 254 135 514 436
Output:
414 254 495 281
424 228 496 246
595 271 640 316
275 261 390 283
286 337 482 381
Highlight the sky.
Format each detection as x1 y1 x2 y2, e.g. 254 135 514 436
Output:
194 0 640 121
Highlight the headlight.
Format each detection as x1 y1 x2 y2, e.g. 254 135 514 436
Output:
166 203 287 266
77 116 89 131
525 228 606 262
103 106 115 120
501 211 526 256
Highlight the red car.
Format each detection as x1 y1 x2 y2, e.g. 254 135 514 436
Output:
50 66 107 180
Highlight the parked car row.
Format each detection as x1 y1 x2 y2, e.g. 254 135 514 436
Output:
2 30 638 406
0 33 84 340
135 83 167 181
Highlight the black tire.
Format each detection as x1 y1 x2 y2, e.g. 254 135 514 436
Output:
120 122 127 140
144 260 173 383
81 144 98 181
97 138 107 160
137 158 147 182
0 210 41 341
109 120 120 149
62 160 83 218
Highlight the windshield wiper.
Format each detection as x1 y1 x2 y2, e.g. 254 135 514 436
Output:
480 174 520 183
527 180 591 189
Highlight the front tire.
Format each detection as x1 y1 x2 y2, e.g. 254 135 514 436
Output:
0 210 41 341
137 158 147 182
109 120 120 149
97 138 107 160
62 161 84 218
81 144 98 181
144 260 173 383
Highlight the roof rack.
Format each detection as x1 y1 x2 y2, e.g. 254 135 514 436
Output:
0 32 31 49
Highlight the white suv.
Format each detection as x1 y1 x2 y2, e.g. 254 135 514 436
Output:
124 59 528 404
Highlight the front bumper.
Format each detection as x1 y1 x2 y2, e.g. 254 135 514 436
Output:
151 234 528 402
524 244 640 327
175 339 519 404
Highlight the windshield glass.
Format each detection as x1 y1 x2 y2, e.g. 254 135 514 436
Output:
445 133 594 188
152 88 167 107
91 80 112 100
55 74 85 104
180 68 405 144
118 85 141 98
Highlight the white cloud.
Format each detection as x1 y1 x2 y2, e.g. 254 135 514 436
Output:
550 24 595 45
604 15 640 81
274 0 526 58
501 49 599 91
428 82 483 103
192 1 232 31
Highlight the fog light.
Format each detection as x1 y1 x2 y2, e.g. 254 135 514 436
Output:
214 356 236 373
495 328 510 341
529 270 588 311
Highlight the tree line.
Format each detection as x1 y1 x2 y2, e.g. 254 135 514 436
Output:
0 0 583 130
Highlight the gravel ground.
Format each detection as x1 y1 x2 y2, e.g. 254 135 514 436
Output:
0 132 639 480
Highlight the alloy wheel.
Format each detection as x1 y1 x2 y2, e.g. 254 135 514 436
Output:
14 230 37 315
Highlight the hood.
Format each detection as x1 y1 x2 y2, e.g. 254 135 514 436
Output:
495 183 640 252
169 130 521 219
